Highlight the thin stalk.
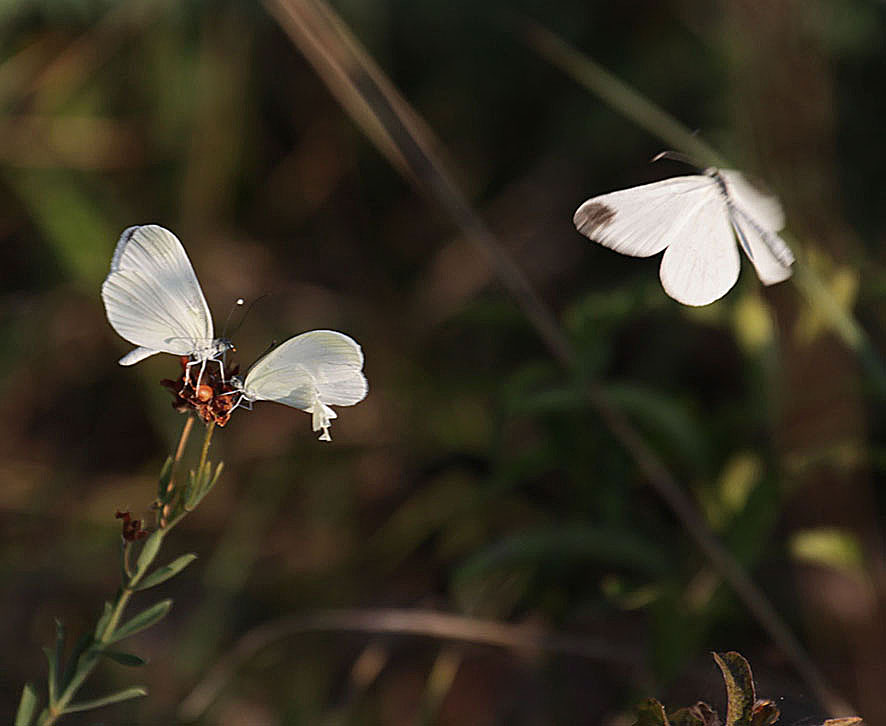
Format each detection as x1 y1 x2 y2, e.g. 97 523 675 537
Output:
164 421 215 535
170 415 195 488
198 421 215 471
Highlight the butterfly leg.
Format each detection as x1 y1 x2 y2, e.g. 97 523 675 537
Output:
212 356 226 384
181 359 197 394
191 358 208 390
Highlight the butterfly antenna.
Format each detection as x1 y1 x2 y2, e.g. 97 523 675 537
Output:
650 150 699 169
230 293 272 338
249 339 278 369
221 298 246 338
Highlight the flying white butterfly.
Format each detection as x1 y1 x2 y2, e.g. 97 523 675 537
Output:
573 165 795 306
101 224 233 384
228 330 368 441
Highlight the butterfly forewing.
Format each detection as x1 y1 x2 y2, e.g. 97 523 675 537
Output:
101 225 214 356
573 175 717 258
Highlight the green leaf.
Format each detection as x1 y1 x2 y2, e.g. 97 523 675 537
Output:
455 524 670 586
136 553 198 591
605 382 707 471
15 683 38 726
633 698 670 726
669 703 719 726
789 527 865 575
134 529 165 578
94 600 114 639
61 631 93 688
207 461 224 491
52 619 65 700
157 456 173 502
108 599 172 644
42 647 58 705
6 170 116 290
185 462 224 510
100 650 148 667
713 651 755 726
64 686 148 713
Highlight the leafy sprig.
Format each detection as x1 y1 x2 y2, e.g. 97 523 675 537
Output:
15 417 221 726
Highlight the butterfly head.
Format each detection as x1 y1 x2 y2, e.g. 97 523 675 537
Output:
217 337 236 355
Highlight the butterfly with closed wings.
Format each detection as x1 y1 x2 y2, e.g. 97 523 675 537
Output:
573 165 795 306
227 330 368 441
101 225 234 386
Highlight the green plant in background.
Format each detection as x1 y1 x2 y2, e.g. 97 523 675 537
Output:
3 0 884 722
633 651 862 726
521 19 886 396
15 412 219 726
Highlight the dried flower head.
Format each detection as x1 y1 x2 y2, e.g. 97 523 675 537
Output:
162 356 240 427
115 510 148 542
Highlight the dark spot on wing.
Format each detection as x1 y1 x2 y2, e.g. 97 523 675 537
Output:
574 202 617 238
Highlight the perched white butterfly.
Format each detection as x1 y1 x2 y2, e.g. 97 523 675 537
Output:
101 225 233 383
573 166 795 306
229 330 368 441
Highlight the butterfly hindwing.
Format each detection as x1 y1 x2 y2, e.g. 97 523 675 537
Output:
659 192 740 306
729 209 793 286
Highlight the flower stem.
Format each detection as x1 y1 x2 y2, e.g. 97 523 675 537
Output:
36 418 216 725
170 415 195 489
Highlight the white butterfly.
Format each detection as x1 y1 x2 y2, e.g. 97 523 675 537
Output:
229 330 368 441
101 225 233 383
573 167 795 306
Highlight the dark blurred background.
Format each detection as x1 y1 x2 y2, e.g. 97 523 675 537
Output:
1 0 885 723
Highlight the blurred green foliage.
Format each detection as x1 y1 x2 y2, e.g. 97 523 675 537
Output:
1 0 885 723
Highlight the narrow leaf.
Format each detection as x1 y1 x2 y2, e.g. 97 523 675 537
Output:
134 529 164 577
136 553 198 591
157 456 173 501
61 631 93 688
183 469 197 509
94 600 114 638
53 619 65 699
713 652 755 726
100 650 148 667
64 686 147 713
669 702 719 726
108 599 172 644
633 698 670 726
207 461 224 492
186 462 224 510
15 683 38 726
42 647 58 704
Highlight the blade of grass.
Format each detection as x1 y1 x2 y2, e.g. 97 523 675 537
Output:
178 607 641 720
263 0 853 715
520 17 886 399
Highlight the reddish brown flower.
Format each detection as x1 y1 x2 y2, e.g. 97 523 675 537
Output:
161 356 240 427
115 510 148 542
